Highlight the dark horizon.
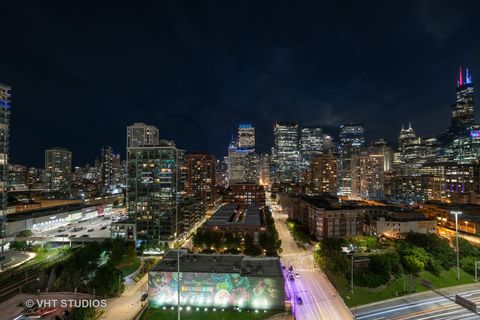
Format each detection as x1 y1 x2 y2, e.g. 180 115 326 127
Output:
1 1 479 167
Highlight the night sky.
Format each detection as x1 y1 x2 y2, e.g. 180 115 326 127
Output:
1 1 480 167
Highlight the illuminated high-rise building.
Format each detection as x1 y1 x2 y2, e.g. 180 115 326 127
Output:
258 153 271 186
127 122 159 148
306 153 337 195
273 122 300 183
451 67 474 129
127 141 185 244
0 83 10 267
99 146 122 194
368 139 394 172
185 152 216 206
300 127 323 170
228 124 258 185
351 154 384 200
237 123 255 150
45 147 72 194
338 123 365 197
438 67 477 162
398 123 416 154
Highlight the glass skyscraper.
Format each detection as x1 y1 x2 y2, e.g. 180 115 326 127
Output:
273 122 300 183
338 123 365 197
0 83 10 268
127 142 185 245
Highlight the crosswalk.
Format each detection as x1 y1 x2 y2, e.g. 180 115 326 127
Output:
281 252 305 257
294 268 319 272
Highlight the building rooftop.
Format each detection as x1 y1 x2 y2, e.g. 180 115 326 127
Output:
205 204 262 227
151 250 283 277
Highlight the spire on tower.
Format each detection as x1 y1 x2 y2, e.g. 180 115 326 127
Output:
466 67 472 84
401 124 404 131
458 66 463 87
408 122 412 130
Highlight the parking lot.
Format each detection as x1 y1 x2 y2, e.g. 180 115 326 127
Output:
37 210 126 239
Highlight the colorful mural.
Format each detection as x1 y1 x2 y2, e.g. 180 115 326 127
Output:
148 271 284 310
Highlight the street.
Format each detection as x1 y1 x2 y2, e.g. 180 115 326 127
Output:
355 283 480 320
270 200 353 320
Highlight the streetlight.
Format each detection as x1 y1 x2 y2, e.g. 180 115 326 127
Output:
451 211 462 280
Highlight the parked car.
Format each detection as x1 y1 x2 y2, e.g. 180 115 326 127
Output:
288 275 295 282
295 272 300 279
288 266 293 273
140 293 148 302
87 228 94 232
296 296 303 305
80 234 89 238
100 226 107 230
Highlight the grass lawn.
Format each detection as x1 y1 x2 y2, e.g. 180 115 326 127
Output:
343 267 475 307
116 255 141 277
140 307 280 320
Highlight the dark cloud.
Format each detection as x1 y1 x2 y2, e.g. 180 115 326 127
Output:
0 0 479 167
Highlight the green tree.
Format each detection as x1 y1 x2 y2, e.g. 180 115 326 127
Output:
460 256 477 275
243 234 262 256
92 264 125 297
10 241 28 251
19 230 33 237
459 238 480 258
192 232 205 249
404 233 454 270
110 239 125 265
69 307 103 320
399 246 430 275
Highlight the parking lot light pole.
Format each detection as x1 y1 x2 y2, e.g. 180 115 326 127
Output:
350 254 354 294
451 211 462 280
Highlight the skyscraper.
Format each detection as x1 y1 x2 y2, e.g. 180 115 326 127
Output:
127 141 185 245
99 146 121 194
300 127 323 170
438 67 477 162
338 123 365 197
237 123 255 150
306 153 337 195
0 83 10 267
368 139 394 172
45 147 72 194
350 154 384 199
127 122 159 148
451 67 474 129
185 152 216 206
273 122 300 183
228 125 258 185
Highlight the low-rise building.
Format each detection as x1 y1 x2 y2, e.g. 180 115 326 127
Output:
148 249 285 310
201 204 265 242
285 194 363 240
364 207 436 238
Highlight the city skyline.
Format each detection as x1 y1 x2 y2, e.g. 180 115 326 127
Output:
1 1 479 166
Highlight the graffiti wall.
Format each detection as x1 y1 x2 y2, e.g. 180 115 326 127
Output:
148 271 284 310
